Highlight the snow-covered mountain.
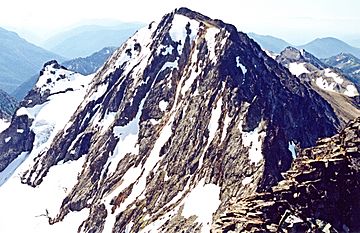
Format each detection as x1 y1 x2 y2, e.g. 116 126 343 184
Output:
0 8 355 233
11 47 116 101
322 53 360 86
276 47 360 125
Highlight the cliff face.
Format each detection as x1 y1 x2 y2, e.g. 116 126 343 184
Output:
213 117 360 233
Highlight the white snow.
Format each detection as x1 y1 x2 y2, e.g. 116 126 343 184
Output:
344 85 358 97
324 68 343 84
182 179 221 232
0 157 88 233
181 48 200 96
159 100 168 112
103 114 176 232
288 62 309 76
159 58 179 74
204 27 220 61
0 64 94 232
240 121 266 165
288 141 296 158
315 77 336 92
264 50 278 59
0 152 28 186
241 176 252 185
236 56 247 74
0 119 10 133
169 14 200 54
17 128 24 134
125 222 134 233
4 137 11 143
220 114 232 143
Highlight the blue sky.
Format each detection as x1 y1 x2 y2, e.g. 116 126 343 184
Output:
0 0 359 45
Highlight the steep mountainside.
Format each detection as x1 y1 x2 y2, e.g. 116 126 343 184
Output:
322 53 360 86
0 89 17 133
43 24 143 58
213 117 360 232
298 37 360 59
248 33 291 54
0 8 343 233
11 47 116 101
0 89 17 119
0 27 64 92
277 47 360 125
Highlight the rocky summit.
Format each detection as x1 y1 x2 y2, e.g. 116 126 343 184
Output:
0 8 354 233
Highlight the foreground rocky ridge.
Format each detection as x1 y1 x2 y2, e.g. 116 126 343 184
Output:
0 8 348 233
213 117 360 232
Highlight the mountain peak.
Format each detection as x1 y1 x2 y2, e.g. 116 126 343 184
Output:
0 8 345 233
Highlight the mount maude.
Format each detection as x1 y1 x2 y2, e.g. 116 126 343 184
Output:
0 7 358 233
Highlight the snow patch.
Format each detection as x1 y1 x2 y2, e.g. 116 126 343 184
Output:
169 14 200 54
208 97 222 144
159 100 168 112
324 68 343 84
236 56 247 74
17 129 24 134
242 176 252 185
240 121 266 165
4 137 11 143
315 77 336 92
288 141 296 158
0 152 28 186
182 179 221 232
288 62 309 76
0 119 10 133
344 85 358 97
205 27 220 61
221 114 232 143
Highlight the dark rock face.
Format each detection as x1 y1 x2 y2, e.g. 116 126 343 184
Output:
213 117 360 233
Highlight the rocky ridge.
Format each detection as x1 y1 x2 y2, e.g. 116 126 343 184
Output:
322 53 360 88
277 47 360 125
213 117 360 232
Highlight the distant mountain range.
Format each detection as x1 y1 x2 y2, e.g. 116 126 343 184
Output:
11 46 117 100
0 27 63 92
249 33 360 58
248 33 291 53
42 23 143 58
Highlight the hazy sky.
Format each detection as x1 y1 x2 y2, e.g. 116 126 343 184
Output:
1 0 359 45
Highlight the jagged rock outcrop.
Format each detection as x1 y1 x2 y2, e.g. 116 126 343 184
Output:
0 8 345 233
0 60 91 186
213 117 360 233
277 47 360 126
